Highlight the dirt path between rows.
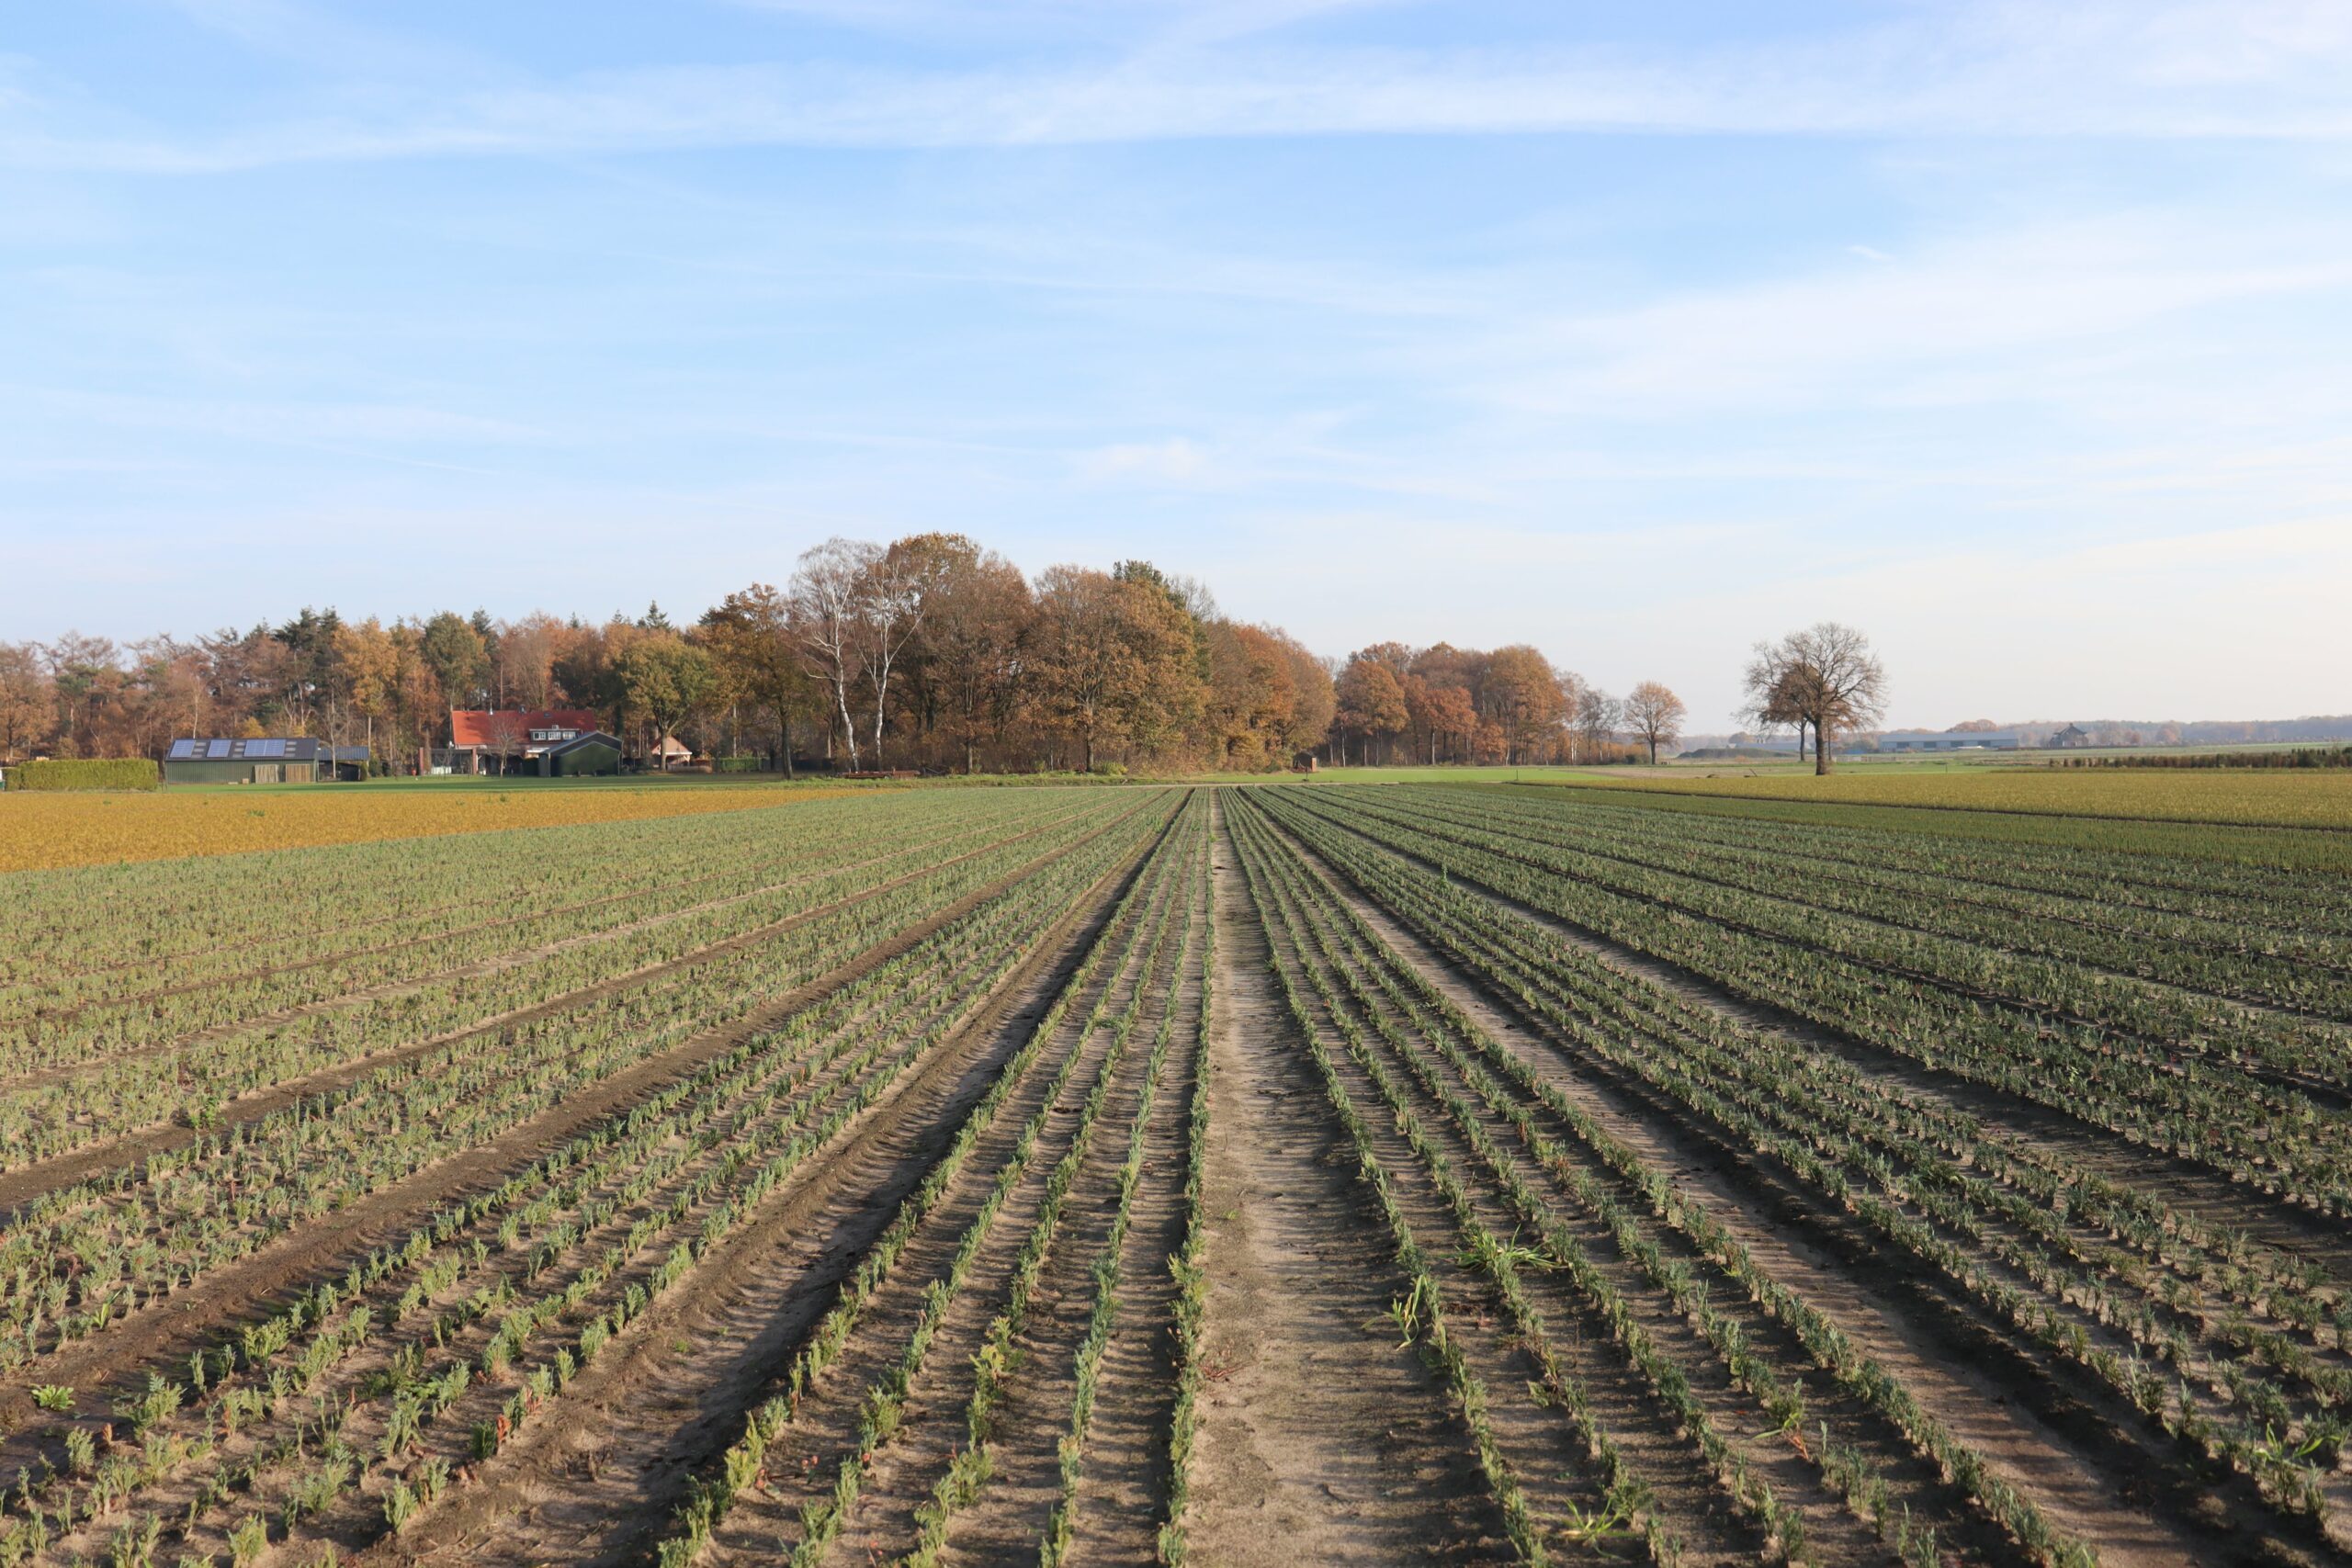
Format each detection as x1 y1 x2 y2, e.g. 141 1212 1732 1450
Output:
1272 808 2240 1568
1184 795 1510 1567
363 801 1173 1568
0 813 1153 1440
0 802 1122 1217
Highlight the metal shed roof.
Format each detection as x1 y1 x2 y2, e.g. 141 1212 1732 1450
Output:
166 738 326 762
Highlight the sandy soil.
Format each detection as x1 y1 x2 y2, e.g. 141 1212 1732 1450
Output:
1184 797 1511 1567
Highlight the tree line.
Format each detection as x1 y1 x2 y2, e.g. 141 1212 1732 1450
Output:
2 536 1333 774
3 534 1885 775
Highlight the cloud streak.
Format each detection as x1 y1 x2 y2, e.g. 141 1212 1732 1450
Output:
6 2 2352 173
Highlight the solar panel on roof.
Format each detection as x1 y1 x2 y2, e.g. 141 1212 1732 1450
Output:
248 739 285 759
168 739 198 760
206 739 232 760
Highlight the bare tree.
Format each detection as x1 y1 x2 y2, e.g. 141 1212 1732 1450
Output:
478 710 529 775
787 538 874 772
1623 681 1687 765
1739 646 1809 761
861 538 935 769
1574 686 1623 762
1743 622 1886 775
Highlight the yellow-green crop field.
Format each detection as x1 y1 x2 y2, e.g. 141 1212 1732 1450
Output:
0 781 853 872
4 779 2352 1565
1547 764 2352 829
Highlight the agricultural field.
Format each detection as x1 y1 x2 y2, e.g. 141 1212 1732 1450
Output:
2 776 2348 1568
1547 765 2352 831
0 779 858 874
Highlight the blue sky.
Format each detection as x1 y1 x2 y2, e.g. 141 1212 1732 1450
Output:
4 1 2349 728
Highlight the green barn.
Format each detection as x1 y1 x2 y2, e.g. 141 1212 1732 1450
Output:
539 731 622 776
164 737 326 784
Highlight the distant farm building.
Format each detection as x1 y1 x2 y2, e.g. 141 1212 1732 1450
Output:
540 731 623 776
164 737 330 784
449 709 601 774
2050 724 2093 748
1874 729 2022 752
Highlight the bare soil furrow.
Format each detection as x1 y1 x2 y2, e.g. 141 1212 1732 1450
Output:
1183 801 1512 1568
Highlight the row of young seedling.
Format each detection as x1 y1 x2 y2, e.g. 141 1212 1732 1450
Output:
656 794 1209 1566
752 803 1201 1565
1151 803 1216 1568
1330 784 2352 1115
1419 785 2352 1029
6 788 956 987
1347 796 2352 1348
894 838 1201 1567
1045 810 1215 1568
1257 789 2348 1543
8 791 1073 1015
18 854 1061 1551
0 797 1162 1377
1236 795 2093 1565
0 793 1124 1172
1497 784 2352 945
1275 789 2352 1473
1292 788 2352 1215
1 799 1176 1566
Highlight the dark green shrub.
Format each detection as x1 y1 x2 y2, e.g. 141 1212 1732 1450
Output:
6 758 162 792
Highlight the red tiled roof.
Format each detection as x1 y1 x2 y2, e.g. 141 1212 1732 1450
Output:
450 709 599 747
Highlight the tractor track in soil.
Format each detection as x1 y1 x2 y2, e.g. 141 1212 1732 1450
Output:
0 805 1158 1442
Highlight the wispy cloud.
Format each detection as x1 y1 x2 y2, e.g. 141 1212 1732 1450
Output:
6 1 2352 172
1470 210 2352 419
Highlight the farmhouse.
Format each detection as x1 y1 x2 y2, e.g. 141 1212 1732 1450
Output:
2051 723 2092 748
449 708 600 773
164 737 327 784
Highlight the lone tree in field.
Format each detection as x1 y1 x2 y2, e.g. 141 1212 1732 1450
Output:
1624 682 1687 765
1743 622 1886 775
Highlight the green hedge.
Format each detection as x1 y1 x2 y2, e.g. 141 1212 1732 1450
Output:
714 755 766 773
6 758 162 792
